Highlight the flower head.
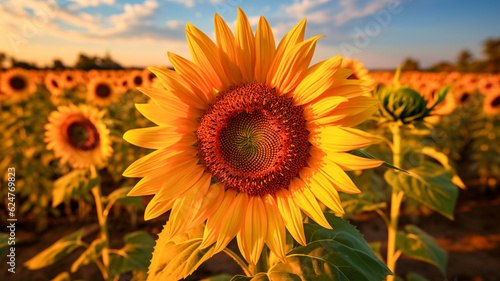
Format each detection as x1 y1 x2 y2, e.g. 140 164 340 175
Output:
124 9 381 264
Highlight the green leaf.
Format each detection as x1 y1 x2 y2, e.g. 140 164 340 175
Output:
367 242 384 263
265 213 391 281
231 273 270 281
199 274 233 281
71 238 108 273
340 192 387 215
52 170 100 207
0 233 9 259
407 272 430 281
428 84 453 112
396 225 447 275
106 186 143 208
348 149 407 173
50 271 71 281
25 229 84 270
384 162 458 219
109 231 155 276
147 223 217 281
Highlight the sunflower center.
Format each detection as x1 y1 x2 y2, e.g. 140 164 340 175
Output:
9 76 27 91
65 120 100 151
197 82 310 196
133 76 143 86
347 73 358 80
460 93 470 103
96 83 112 98
52 79 59 88
492 96 500 107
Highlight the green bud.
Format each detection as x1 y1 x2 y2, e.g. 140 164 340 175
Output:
374 86 431 124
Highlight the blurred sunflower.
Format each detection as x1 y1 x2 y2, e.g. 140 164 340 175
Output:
87 78 118 106
341 58 373 83
124 9 380 264
128 70 144 88
483 90 500 115
45 72 64 97
0 68 36 100
45 104 112 169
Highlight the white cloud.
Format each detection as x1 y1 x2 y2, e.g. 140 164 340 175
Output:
167 0 199 8
334 0 393 25
283 0 331 24
166 20 180 29
67 0 115 8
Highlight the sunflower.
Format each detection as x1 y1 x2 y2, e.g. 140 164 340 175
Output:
483 89 500 115
45 72 64 97
0 68 36 100
87 77 119 106
128 70 145 88
45 104 112 169
124 9 381 264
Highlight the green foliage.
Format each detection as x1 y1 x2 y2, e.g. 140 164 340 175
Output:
71 238 108 273
385 162 458 220
348 149 407 173
106 186 143 209
108 231 155 277
396 225 447 275
52 170 100 207
406 272 430 281
25 229 85 270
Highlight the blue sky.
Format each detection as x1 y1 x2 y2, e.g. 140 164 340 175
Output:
1 0 499 69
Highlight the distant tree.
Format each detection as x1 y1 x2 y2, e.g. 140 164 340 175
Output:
401 57 419 71
75 53 99 70
468 60 488 73
99 52 123 70
53 59 66 70
0 52 6 69
427 61 456 72
10 58 37 69
483 38 500 73
457 50 472 72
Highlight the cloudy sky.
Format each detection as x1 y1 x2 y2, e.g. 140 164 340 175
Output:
1 0 499 69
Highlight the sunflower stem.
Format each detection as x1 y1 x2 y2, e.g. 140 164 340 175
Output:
223 248 252 277
90 165 111 280
386 123 404 281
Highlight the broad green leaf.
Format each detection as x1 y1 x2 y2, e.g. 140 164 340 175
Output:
200 274 233 281
71 238 108 273
52 170 100 207
384 162 458 220
231 273 270 281
109 231 155 276
106 186 143 208
396 225 447 275
25 229 84 269
0 233 9 259
367 242 384 263
147 223 217 281
416 147 466 189
348 149 407 173
264 214 391 281
407 272 430 281
51 271 71 281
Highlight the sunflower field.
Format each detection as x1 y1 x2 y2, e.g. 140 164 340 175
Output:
1 8 500 281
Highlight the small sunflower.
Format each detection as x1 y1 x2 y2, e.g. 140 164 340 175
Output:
0 68 36 100
124 9 381 264
45 104 112 169
87 78 119 106
128 70 145 88
484 90 500 115
45 72 64 97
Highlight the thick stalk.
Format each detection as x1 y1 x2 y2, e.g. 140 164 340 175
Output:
90 166 110 280
386 123 404 281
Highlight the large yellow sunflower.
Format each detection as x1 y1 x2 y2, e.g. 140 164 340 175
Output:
124 9 381 264
45 104 112 169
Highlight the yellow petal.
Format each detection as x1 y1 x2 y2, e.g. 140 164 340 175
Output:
144 195 177 220
237 196 267 265
200 189 236 249
269 35 324 95
214 13 243 85
167 52 215 103
136 87 200 118
300 167 344 214
122 145 195 177
135 103 198 128
327 152 383 171
289 178 331 229
212 192 248 253
303 96 348 120
308 156 361 194
155 159 205 200
123 127 195 149
293 55 343 105
309 126 372 152
235 7 255 82
276 189 306 246
254 16 275 83
149 66 207 109
186 22 228 90
263 194 287 262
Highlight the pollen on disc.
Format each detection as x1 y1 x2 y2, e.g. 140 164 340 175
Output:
197 82 310 196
